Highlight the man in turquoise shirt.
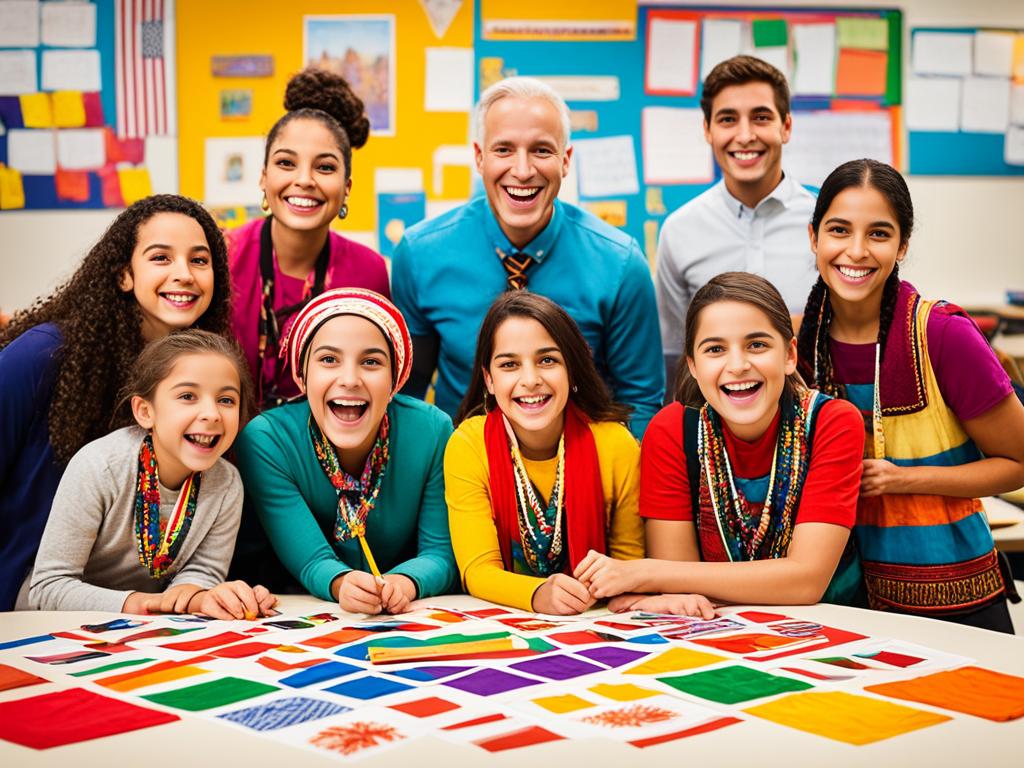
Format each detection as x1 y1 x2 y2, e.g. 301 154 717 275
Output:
392 77 663 439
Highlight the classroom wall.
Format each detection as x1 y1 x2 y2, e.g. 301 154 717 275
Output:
2 0 1023 314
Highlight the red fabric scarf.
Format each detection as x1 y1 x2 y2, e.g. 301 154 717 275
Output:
484 401 606 574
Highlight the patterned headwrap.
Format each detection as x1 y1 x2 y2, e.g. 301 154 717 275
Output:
280 288 413 396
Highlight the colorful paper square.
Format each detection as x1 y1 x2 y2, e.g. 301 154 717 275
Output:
473 725 564 752
745 690 950 745
280 660 362 688
0 96 26 130
658 665 812 704
52 91 86 127
55 169 90 202
624 647 725 674
590 682 661 701
387 665 472 682
509 654 605 681
753 19 788 48
835 49 887 96
0 688 178 749
836 17 889 51
19 93 54 128
219 696 349 731
0 663 46 692
389 696 461 718
865 666 1024 721
576 646 650 668
531 693 596 713
82 92 105 126
326 675 413 700
143 676 278 711
0 166 26 210
444 668 542 696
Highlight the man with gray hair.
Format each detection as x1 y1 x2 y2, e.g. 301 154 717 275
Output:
392 77 662 438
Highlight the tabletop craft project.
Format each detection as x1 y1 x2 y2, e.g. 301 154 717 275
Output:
1 603 1022 759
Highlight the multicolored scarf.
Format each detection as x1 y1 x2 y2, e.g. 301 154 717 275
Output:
696 389 818 561
134 433 201 579
485 401 606 575
309 414 391 543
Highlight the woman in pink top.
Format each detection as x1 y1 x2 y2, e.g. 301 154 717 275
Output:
228 68 390 410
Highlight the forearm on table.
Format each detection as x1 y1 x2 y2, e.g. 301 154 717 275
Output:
635 557 832 605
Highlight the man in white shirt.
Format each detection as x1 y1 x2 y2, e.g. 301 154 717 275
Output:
656 56 817 385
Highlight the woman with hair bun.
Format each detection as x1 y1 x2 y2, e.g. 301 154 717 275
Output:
228 67 390 411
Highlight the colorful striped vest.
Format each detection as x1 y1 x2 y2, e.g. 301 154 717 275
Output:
843 283 1006 615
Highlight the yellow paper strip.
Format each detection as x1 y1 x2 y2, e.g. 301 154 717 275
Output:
97 664 207 692
0 166 26 210
532 693 597 713
368 637 518 664
589 682 660 701
623 646 726 675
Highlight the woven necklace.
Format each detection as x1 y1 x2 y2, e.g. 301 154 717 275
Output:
696 390 815 561
134 433 202 579
502 416 566 576
309 414 390 544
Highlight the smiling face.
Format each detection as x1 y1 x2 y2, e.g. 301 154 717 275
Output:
810 185 907 320
704 81 791 207
120 213 216 342
131 352 242 490
687 300 797 441
301 314 393 474
475 96 571 250
483 316 570 459
261 117 350 233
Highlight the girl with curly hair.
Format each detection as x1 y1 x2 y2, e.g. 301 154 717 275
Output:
797 159 1024 633
228 67 389 411
0 194 232 610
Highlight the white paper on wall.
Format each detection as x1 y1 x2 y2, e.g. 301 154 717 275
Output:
56 128 105 170
146 136 180 194
0 1 40 48
41 1 97 48
572 135 639 198
755 45 789 80
912 32 973 76
973 30 1015 77
641 107 712 184
41 49 101 91
8 129 57 174
960 76 1011 133
785 111 893 188
204 136 264 206
905 76 961 132
0 50 38 95
700 20 743 79
792 23 836 96
534 76 620 102
1011 84 1024 125
424 48 473 112
1005 124 1024 165
647 18 697 93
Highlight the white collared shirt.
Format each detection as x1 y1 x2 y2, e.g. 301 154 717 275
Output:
655 173 818 357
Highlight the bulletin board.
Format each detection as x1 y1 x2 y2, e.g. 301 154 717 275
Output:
906 26 1024 176
175 0 475 251
474 1 902 263
0 0 168 211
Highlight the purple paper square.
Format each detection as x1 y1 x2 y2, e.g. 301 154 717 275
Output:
444 668 541 696
575 647 651 668
509 654 605 681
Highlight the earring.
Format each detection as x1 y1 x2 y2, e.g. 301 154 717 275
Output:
338 203 349 220
260 193 269 213
572 384 578 393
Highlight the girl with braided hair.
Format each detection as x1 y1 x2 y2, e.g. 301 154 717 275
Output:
228 67 389 411
796 159 1024 633
575 273 864 616
0 194 233 611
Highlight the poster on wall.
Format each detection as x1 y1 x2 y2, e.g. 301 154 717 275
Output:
304 15 396 136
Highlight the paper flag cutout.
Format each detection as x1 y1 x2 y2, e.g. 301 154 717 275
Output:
418 0 463 39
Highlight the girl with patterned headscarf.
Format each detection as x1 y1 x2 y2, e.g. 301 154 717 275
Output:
235 288 457 614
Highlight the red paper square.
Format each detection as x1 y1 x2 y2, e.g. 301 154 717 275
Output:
0 663 47 692
82 92 105 126
97 165 124 207
160 631 250 652
0 688 178 749
389 696 460 718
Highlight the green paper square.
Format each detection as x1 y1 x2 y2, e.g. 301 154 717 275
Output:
142 676 278 711
752 19 788 48
658 665 811 704
836 17 889 51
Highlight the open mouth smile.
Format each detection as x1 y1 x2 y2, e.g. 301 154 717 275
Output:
513 393 551 412
720 380 763 402
328 398 370 424
284 196 325 214
185 433 221 450
503 186 542 206
160 292 199 309
833 264 877 284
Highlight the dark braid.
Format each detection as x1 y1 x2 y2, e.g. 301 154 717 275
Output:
797 276 828 384
876 263 901 363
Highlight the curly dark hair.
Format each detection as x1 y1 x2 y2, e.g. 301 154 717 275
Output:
264 67 371 178
0 195 232 463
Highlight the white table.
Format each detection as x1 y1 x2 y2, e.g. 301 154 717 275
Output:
1 595 1022 768
985 496 1024 553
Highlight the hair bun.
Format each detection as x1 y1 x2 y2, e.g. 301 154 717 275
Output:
284 67 371 149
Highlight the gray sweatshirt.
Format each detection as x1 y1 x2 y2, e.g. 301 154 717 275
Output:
19 425 243 612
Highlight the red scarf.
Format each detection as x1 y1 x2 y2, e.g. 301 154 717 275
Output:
484 401 606 574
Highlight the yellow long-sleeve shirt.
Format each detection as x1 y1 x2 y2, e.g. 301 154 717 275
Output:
444 415 645 610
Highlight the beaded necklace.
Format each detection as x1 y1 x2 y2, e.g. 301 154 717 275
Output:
134 433 202 579
696 390 816 561
503 415 566 577
309 414 391 544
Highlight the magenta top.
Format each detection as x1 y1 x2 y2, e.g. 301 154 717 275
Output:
227 218 391 404
830 309 1012 423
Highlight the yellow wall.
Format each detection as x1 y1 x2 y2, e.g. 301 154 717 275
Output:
175 0 473 233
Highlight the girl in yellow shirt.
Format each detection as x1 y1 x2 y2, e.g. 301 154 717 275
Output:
444 292 644 614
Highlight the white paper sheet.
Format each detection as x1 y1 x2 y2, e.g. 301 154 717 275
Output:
41 49 101 91
647 18 697 93
960 76 1011 133
204 136 264 206
571 135 639 198
0 1 39 48
145 135 179 194
424 48 473 112
912 32 973 76
432 144 472 195
785 111 893 188
56 128 105 170
41 1 96 48
700 19 743 79
0 50 37 95
8 129 57 174
1011 84 1024 125
905 76 961 132
1006 124 1024 165
973 30 1015 77
534 76 619 102
755 45 789 80
375 167 424 194
641 107 712 184
792 23 836 96
559 152 579 206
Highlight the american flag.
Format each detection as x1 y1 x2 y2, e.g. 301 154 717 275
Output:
115 0 176 139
